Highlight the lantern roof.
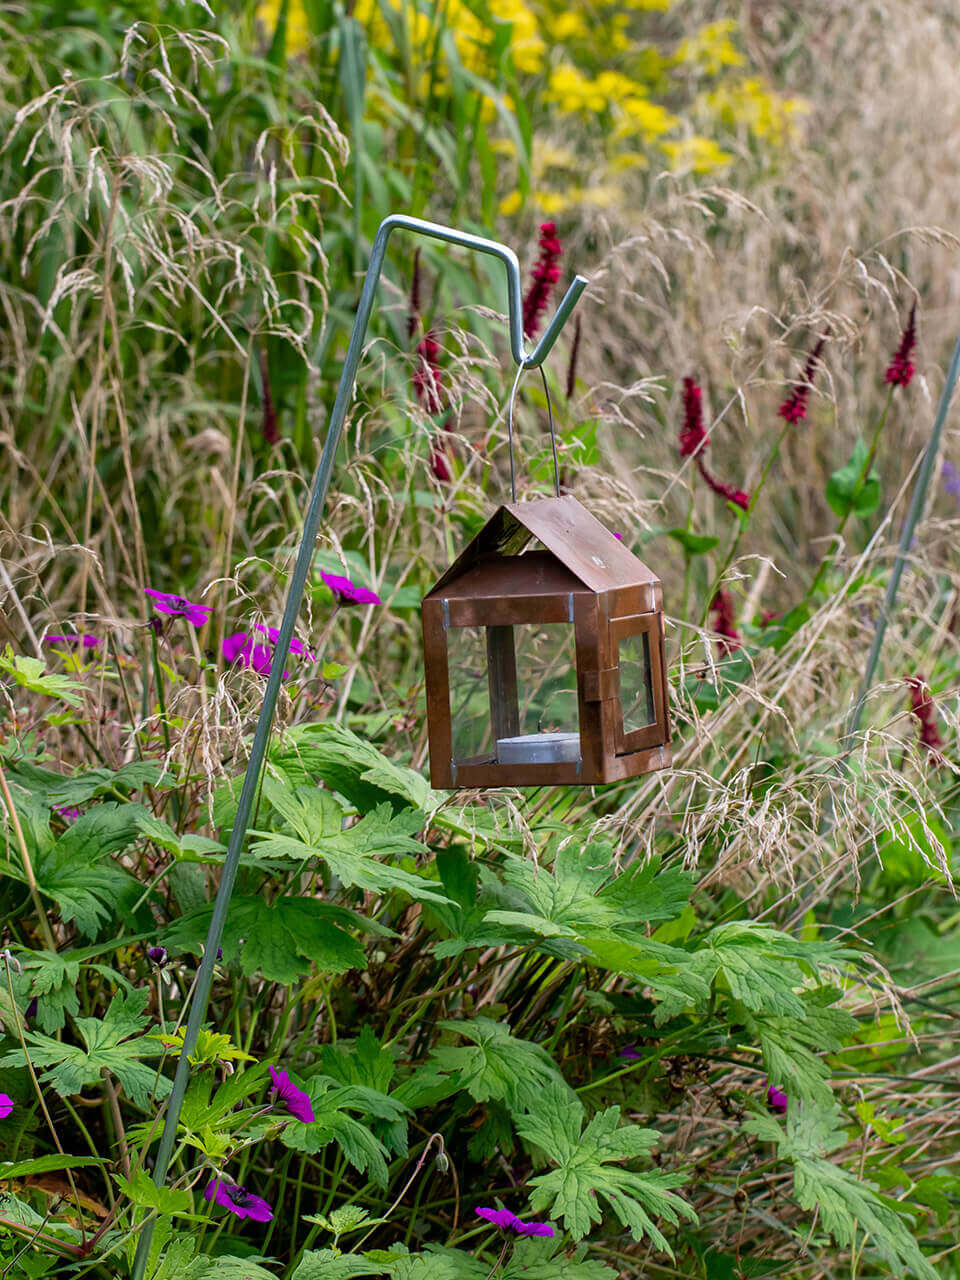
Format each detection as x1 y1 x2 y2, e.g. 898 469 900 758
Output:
426 495 659 598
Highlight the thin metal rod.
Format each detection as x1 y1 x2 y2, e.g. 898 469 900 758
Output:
540 364 561 498
844 320 960 746
131 214 587 1280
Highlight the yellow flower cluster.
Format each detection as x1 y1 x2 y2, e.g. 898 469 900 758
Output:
545 65 675 123
673 18 744 74
256 0 311 56
257 0 544 76
661 135 732 174
703 77 809 145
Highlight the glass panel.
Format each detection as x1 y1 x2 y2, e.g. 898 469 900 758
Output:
448 626 494 764
446 622 580 766
619 630 655 735
514 623 579 737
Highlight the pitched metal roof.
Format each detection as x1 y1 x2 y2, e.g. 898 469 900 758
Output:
425 495 659 597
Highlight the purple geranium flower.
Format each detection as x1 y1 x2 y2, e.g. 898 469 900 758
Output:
222 632 289 678
620 1044 641 1061
44 634 99 650
53 805 82 822
0 1094 13 1119
204 1179 273 1222
942 459 960 506
766 1083 788 1114
147 946 168 967
254 624 312 658
24 996 38 1027
318 571 381 607
268 1065 315 1124
144 588 212 629
475 1207 554 1237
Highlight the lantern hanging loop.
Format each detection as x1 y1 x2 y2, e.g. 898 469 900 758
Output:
130 213 587 1280
506 362 561 502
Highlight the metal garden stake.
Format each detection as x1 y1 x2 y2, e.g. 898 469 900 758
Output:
131 214 587 1279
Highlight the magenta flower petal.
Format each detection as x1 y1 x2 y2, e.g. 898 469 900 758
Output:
223 632 289 679
204 1179 273 1222
268 1065 316 1124
318 571 381 607
147 946 168 967
144 588 212 628
476 1207 523 1232
44 634 99 649
475 1206 554 1237
223 631 252 665
516 1221 556 1237
0 1094 13 1119
255 624 310 657
765 1083 788 1114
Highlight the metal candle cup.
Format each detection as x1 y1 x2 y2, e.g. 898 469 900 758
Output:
497 732 581 765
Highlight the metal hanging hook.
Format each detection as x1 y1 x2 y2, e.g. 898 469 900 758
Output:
130 213 588 1280
506 362 561 502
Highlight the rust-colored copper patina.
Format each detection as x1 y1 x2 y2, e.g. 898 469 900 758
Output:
421 495 671 788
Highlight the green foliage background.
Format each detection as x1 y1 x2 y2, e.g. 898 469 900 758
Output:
3 0 960 1278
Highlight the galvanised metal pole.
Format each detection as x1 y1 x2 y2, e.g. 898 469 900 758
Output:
844 320 960 746
131 214 587 1279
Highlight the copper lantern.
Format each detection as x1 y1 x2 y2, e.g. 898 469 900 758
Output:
421 495 671 788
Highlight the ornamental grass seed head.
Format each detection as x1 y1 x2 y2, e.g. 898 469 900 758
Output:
885 302 917 388
204 1179 273 1222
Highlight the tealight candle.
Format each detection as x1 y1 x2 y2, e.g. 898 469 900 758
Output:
496 732 581 766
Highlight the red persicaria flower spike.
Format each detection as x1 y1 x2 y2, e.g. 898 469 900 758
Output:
679 376 708 458
408 248 422 339
905 674 944 760
710 590 741 654
778 335 827 425
523 221 563 340
429 417 453 481
696 456 750 511
259 347 279 445
413 333 443 415
885 302 917 388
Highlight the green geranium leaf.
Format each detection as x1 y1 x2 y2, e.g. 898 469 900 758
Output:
666 528 720 555
825 438 881 519
0 648 84 706
517 1083 695 1253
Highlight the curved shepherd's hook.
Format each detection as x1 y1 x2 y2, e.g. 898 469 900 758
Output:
131 215 587 1278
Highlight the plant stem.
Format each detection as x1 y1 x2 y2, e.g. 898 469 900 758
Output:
805 386 894 605
0 763 57 952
